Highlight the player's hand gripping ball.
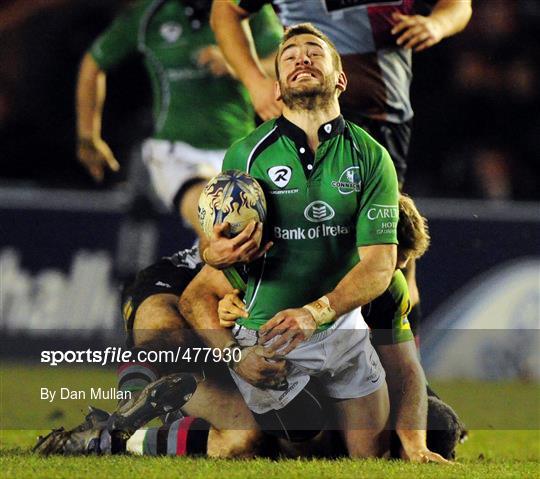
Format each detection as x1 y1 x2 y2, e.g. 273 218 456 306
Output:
198 170 267 238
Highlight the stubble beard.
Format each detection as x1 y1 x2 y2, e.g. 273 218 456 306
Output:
280 74 336 112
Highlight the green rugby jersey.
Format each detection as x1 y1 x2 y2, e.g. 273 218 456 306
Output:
364 270 414 346
90 0 282 149
222 115 399 330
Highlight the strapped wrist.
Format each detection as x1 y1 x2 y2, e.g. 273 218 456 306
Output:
302 296 336 327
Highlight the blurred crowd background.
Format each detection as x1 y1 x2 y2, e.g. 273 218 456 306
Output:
0 0 538 201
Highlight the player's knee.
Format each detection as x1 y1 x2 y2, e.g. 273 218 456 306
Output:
134 294 185 330
403 261 420 306
132 294 187 348
408 285 420 308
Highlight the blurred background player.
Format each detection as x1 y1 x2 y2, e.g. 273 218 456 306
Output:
76 0 282 243
210 0 472 331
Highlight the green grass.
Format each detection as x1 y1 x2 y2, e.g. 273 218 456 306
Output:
1 362 539 478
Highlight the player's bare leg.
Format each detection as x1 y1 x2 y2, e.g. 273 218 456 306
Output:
334 383 390 458
123 290 262 457
132 293 192 349
117 292 202 409
109 371 262 458
181 375 262 458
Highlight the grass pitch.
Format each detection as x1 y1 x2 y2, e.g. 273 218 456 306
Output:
1 363 539 478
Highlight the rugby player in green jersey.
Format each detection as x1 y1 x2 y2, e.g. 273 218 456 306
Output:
180 23 401 458
76 0 281 247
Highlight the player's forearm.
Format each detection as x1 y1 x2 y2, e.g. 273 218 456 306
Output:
393 366 428 449
380 344 429 452
76 53 106 140
325 245 396 318
210 1 268 90
430 0 472 39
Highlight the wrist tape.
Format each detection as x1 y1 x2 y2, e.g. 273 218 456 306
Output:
302 296 336 327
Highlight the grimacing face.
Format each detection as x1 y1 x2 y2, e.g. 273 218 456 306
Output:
276 33 345 108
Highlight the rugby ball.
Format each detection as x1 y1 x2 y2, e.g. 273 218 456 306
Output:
198 170 267 237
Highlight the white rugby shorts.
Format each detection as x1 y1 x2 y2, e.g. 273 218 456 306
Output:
142 138 225 209
229 308 386 414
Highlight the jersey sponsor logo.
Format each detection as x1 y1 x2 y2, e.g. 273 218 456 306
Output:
304 201 335 222
268 166 292 188
332 166 362 194
160 22 182 43
274 224 351 240
155 281 171 288
366 203 398 220
268 188 299 196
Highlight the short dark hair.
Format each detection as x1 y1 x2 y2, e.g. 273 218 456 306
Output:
275 23 342 79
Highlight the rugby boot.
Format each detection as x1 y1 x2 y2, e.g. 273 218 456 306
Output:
33 406 110 455
107 373 197 442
